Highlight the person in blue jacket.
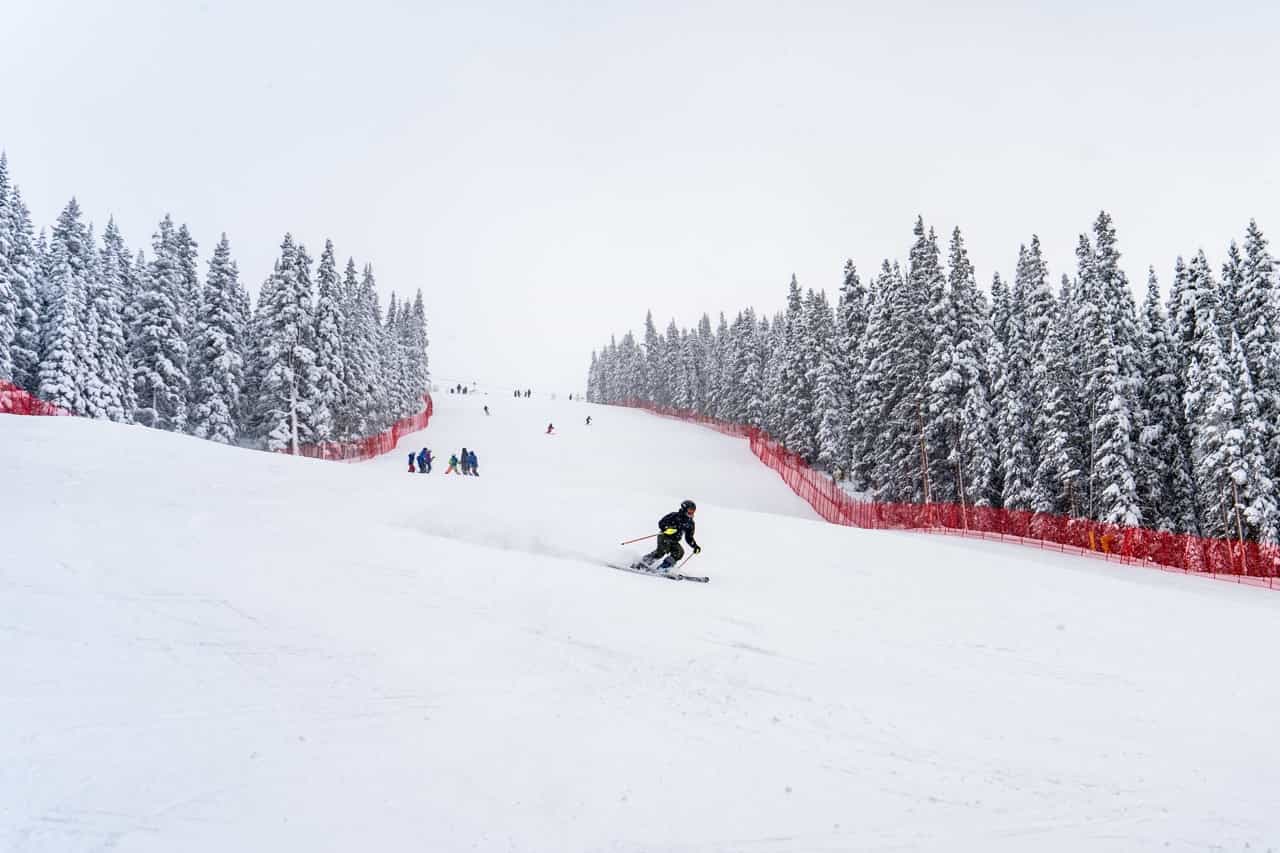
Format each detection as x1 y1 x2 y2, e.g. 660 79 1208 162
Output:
407 452 416 473
417 447 431 473
467 449 478 476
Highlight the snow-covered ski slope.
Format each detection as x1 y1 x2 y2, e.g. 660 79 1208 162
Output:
3 394 1279 852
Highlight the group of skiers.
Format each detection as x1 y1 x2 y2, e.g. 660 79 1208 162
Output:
513 389 532 398
408 447 479 476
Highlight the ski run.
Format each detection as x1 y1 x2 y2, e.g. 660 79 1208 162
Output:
3 392 1280 852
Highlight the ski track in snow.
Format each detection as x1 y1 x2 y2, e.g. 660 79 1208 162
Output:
2 394 1280 852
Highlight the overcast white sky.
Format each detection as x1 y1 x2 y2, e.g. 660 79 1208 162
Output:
5 0 1279 392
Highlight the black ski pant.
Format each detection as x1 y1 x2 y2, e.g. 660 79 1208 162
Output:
645 535 684 566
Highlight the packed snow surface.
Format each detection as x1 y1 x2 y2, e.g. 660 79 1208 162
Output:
2 394 1279 852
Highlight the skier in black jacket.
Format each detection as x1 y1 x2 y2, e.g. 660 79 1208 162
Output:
635 500 701 571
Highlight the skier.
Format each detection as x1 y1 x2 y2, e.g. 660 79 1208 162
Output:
585 415 592 426
407 452 416 473
446 453 460 475
460 447 471 475
635 500 701 572
484 405 490 416
546 423 555 435
467 449 478 476
417 447 431 473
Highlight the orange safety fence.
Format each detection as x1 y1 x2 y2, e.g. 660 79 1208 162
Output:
622 399 1280 590
1 380 433 463
290 395 434 461
0 381 75 416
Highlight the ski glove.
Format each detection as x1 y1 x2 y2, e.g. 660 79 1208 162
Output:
692 545 702 554
663 528 678 535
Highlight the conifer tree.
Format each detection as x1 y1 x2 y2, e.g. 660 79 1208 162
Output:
309 240 346 441
643 311 662 405
1237 221 1280 473
0 154 15 382
249 234 317 451
175 223 201 345
1228 332 1278 542
1136 269 1197 532
6 186 41 392
188 234 245 444
37 200 96 414
1077 214 1141 525
85 218 135 421
131 215 190 430
1031 291 1086 518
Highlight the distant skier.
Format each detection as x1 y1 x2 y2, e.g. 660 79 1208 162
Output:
407 452 416 473
585 416 591 426
460 447 471 475
634 500 701 572
467 449 478 476
484 405 490 416
417 447 432 473
546 423 555 435
446 453 460 475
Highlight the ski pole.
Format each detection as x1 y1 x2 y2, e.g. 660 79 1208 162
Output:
676 551 698 571
620 533 659 546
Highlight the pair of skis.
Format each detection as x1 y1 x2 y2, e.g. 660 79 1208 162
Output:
606 562 709 584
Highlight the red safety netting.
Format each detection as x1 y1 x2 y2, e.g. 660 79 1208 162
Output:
623 400 1280 590
2 380 432 464
289 395 434 461
0 381 75 416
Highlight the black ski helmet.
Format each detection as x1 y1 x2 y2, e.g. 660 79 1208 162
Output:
680 499 696 513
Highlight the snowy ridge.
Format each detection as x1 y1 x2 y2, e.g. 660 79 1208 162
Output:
3 394 1279 851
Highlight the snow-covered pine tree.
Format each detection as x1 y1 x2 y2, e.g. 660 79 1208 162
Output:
37 200 96 414
847 263 890 491
85 218 135 421
790 287 833 463
308 240 346 442
874 248 931 503
1185 306 1251 541
997 247 1039 510
250 234 318 452
1219 241 1244 346
6 185 41 392
1236 221 1280 474
617 331 645 401
704 313 728 418
395 298 417 418
343 263 386 436
775 276 811 452
398 290 429 416
730 309 762 427
694 313 713 414
175 223 200 347
990 270 1010 351
642 311 662 406
1030 283 1087 518
1135 268 1198 532
188 234 245 444
130 215 190 430
817 262 866 474
0 154 15 382
586 350 600 402
924 227 993 506
662 318 682 407
1228 330 1278 543
1076 214 1141 526
378 291 401 422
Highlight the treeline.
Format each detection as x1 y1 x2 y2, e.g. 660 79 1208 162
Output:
587 212 1280 544
0 153 429 452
